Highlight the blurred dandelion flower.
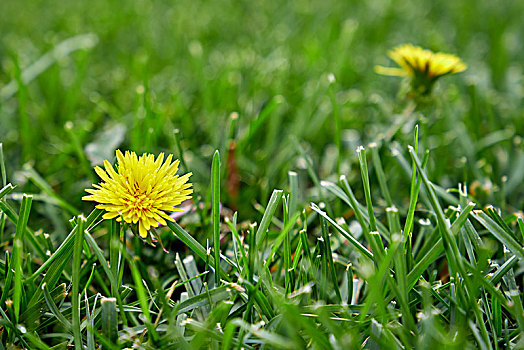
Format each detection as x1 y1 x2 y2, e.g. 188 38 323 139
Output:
375 44 466 94
83 150 192 238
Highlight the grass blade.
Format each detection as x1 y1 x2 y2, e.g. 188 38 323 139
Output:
12 194 33 322
212 150 221 286
72 214 86 348
288 171 298 217
320 217 342 302
101 297 118 348
255 189 283 248
356 146 378 233
369 142 393 207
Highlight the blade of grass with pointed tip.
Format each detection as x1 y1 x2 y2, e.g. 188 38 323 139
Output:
327 76 341 174
255 189 283 249
346 263 354 304
173 129 189 174
72 215 86 348
320 217 342 303
283 195 292 293
356 146 386 262
291 234 303 271
404 126 424 238
12 194 32 322
288 171 298 218
356 146 377 232
370 143 393 207
212 150 221 286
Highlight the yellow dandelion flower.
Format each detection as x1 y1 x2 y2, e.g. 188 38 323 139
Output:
375 44 466 94
83 150 192 238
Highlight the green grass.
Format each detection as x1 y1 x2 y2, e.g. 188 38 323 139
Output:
1 0 524 348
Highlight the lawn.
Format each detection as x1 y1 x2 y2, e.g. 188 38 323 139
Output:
1 0 524 348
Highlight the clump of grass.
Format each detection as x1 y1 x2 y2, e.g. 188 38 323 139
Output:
1 124 524 348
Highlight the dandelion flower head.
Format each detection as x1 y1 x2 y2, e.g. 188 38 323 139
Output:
83 150 192 238
375 44 466 94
